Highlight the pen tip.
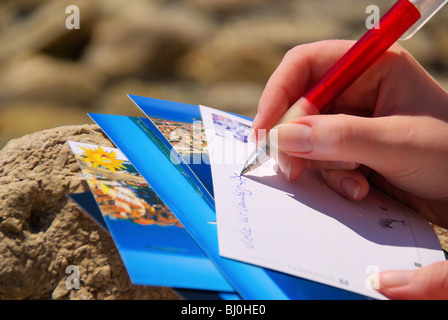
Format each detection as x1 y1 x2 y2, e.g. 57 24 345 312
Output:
240 167 248 176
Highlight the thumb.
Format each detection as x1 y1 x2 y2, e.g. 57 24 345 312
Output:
373 261 448 300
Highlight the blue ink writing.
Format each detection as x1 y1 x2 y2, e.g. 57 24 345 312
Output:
229 173 254 249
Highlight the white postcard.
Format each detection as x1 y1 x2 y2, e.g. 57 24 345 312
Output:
200 105 445 299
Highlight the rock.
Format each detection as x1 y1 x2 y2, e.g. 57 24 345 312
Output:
82 0 215 79
91 79 262 118
0 0 99 63
202 82 263 116
92 79 207 117
187 0 268 14
178 1 347 84
180 34 284 84
0 52 107 105
431 25 448 73
0 100 90 148
0 124 180 300
434 225 448 253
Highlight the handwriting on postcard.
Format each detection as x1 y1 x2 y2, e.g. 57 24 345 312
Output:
229 172 254 249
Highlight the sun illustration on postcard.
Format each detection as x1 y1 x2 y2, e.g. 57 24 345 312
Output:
80 146 126 172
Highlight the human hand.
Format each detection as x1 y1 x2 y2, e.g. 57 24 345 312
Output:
252 40 448 230
369 260 448 300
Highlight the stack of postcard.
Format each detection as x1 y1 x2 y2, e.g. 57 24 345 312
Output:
68 95 445 300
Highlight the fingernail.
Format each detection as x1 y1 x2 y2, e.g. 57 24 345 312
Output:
249 128 256 142
276 151 292 181
341 178 361 200
249 114 260 141
377 270 415 289
285 160 292 181
367 273 381 290
276 123 313 153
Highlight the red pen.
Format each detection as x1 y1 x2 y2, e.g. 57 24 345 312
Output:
241 0 447 175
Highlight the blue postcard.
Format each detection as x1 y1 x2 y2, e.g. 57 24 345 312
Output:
68 141 234 293
88 95 371 299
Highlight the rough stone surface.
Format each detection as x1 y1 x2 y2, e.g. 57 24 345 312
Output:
0 124 180 300
434 225 448 253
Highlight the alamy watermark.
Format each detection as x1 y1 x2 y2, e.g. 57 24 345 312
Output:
64 4 382 30
366 5 381 29
65 5 80 30
166 120 278 169
65 265 80 290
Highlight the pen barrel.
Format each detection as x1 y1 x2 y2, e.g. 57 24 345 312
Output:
305 0 421 111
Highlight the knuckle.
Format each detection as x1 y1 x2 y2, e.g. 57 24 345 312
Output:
318 114 355 158
283 45 305 62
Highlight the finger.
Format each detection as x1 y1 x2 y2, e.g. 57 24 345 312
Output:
368 170 448 230
275 150 308 182
276 152 361 184
308 160 359 171
254 40 355 132
272 113 448 209
273 114 442 180
320 169 370 201
252 97 319 142
373 261 448 300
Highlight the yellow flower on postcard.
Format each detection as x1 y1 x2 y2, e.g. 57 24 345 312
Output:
80 146 126 172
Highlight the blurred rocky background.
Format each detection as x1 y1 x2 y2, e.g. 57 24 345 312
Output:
0 0 447 148
1 0 448 300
